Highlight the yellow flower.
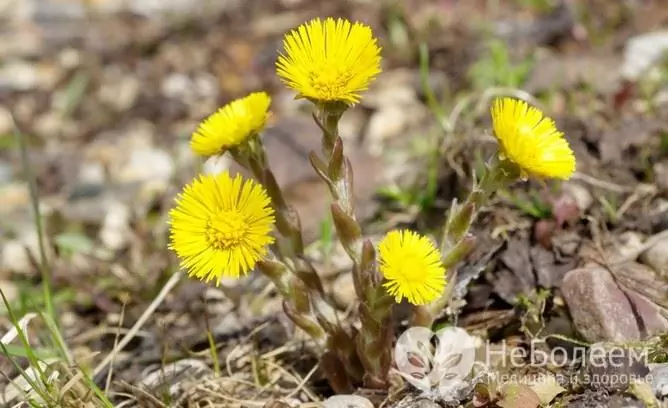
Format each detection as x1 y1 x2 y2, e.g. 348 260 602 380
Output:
190 92 271 157
169 171 275 283
276 17 381 105
490 97 576 180
378 230 446 305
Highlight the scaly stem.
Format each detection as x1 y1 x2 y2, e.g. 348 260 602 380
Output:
311 105 393 388
231 138 362 383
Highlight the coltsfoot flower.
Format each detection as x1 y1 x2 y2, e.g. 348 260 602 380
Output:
490 97 576 180
276 17 381 105
169 171 275 283
190 92 271 157
378 230 446 305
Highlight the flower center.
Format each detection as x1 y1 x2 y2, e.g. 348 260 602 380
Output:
310 66 354 98
206 209 250 250
396 253 424 283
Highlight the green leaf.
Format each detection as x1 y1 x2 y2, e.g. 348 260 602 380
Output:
54 232 95 254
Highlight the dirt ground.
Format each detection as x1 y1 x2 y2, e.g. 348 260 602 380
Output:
1 0 667 407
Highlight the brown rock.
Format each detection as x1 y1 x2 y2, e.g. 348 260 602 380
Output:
612 261 668 310
561 265 640 342
622 289 668 337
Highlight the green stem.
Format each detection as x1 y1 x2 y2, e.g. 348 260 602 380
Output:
319 105 344 160
14 123 57 328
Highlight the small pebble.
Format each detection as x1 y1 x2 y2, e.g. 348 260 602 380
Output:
323 395 374 408
640 237 668 274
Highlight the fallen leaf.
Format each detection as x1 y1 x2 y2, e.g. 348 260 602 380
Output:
497 383 541 408
529 374 566 405
628 379 659 408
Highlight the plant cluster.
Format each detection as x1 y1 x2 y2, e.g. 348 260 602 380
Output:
168 16 576 392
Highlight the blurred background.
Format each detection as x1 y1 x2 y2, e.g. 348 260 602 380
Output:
1 0 668 406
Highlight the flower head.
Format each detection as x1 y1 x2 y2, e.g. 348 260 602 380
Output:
490 98 576 180
169 171 275 283
378 230 446 305
276 17 381 105
190 92 271 157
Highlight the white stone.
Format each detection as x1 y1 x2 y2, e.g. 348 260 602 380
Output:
365 105 410 156
640 238 668 274
117 147 174 183
621 31 668 81
1 231 51 276
562 182 593 212
202 155 233 175
99 201 132 251
615 231 645 262
0 61 39 91
78 162 106 184
161 73 192 99
323 395 374 408
99 74 141 111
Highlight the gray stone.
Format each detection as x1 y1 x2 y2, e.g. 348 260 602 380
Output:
561 265 640 342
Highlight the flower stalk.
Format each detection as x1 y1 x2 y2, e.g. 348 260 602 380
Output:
310 104 394 388
231 134 365 386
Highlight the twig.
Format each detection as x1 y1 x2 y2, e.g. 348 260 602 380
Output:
93 270 183 377
105 299 127 394
571 172 638 194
